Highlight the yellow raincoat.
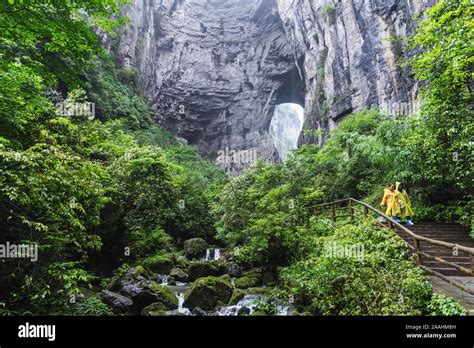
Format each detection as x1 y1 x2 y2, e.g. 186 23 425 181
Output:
396 182 414 218
381 187 402 217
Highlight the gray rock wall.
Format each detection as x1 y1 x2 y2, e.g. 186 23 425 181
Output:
113 0 436 170
277 0 436 145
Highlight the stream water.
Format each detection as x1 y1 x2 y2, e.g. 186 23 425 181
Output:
149 247 292 316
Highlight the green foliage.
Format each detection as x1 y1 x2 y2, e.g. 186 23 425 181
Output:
405 0 473 200
0 0 224 314
427 294 467 316
83 51 154 129
0 0 129 84
321 2 335 17
73 295 114 316
280 221 433 315
212 160 325 267
0 62 50 146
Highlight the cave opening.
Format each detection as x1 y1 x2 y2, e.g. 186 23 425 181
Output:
269 65 305 161
270 103 304 161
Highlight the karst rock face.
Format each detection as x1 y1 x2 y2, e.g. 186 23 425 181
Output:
113 0 435 171
277 0 436 145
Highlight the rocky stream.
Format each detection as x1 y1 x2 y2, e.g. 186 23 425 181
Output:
97 238 295 316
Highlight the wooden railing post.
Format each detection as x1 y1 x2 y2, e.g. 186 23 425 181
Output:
331 204 336 222
363 205 368 218
348 199 354 222
414 238 422 265
471 255 474 274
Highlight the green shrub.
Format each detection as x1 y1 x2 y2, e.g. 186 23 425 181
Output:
73 295 113 316
280 221 433 315
427 294 467 316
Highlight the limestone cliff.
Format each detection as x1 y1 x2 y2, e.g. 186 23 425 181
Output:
277 0 436 145
112 0 435 170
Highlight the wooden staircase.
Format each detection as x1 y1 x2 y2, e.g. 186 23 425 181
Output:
396 223 474 277
311 198 474 295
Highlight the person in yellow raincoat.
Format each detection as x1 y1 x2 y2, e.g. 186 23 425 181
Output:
381 183 402 223
396 182 414 226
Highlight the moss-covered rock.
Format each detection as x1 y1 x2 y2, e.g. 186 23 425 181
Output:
234 272 262 289
142 254 174 274
184 276 233 310
238 306 251 316
175 255 191 270
183 238 208 259
245 287 270 295
251 310 267 316
148 283 179 310
141 302 168 316
170 267 188 282
188 260 227 281
228 288 245 306
219 274 231 282
121 281 178 313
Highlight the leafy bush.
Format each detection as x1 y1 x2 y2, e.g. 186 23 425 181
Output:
73 295 113 316
427 294 467 316
213 160 325 267
280 221 433 315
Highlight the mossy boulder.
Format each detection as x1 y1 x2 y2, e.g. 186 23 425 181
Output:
228 288 245 306
141 302 168 316
107 267 146 292
238 306 251 316
170 267 188 282
184 276 233 310
142 254 174 274
99 290 133 314
183 238 208 259
121 280 178 313
188 260 227 281
175 255 191 270
219 274 232 282
234 271 262 289
148 283 179 310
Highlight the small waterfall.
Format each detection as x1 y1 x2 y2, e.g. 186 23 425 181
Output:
216 294 261 316
161 275 168 286
205 248 221 261
176 292 190 315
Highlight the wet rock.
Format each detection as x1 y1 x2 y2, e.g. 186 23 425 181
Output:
142 254 174 274
183 238 208 260
187 260 227 281
234 271 262 289
184 276 234 310
107 267 146 292
99 290 133 314
227 262 242 278
175 255 191 270
228 288 245 306
141 302 168 316
120 279 178 313
191 307 207 316
219 274 231 282
238 306 251 316
170 267 188 282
